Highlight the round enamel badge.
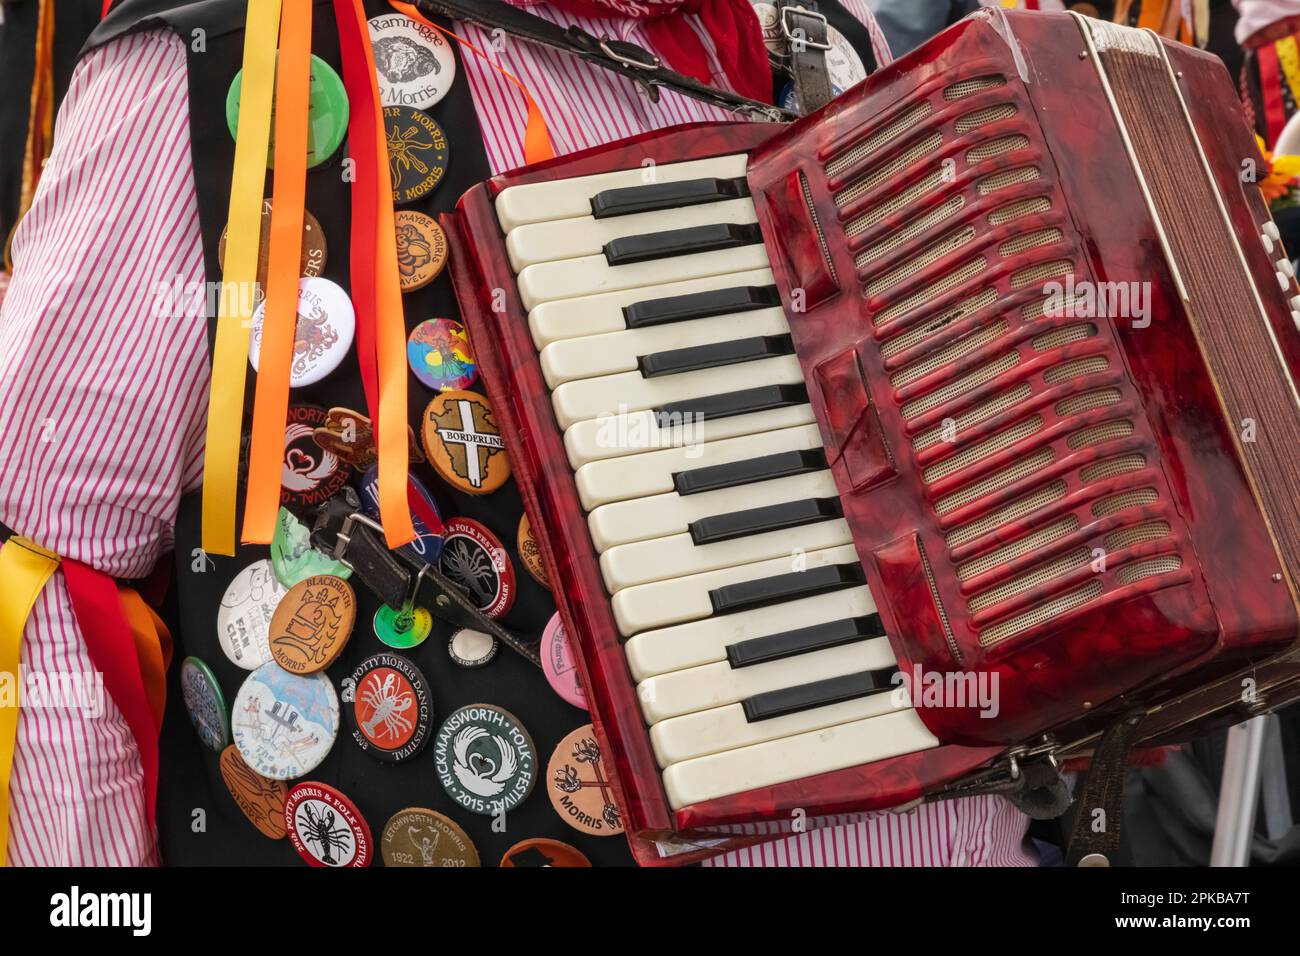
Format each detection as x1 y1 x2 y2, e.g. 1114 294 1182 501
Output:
181 657 229 751
439 517 515 619
249 277 355 388
218 200 326 305
381 808 479 867
384 105 450 205
217 559 288 670
368 13 457 110
434 704 536 816
546 725 623 836
407 318 477 392
499 838 591 868
280 404 350 511
421 390 510 495
268 574 356 674
541 614 586 711
826 25 868 91
394 211 448 292
285 781 372 867
348 653 433 763
226 54 349 168
448 628 498 669
360 467 445 565
219 745 287 840
232 663 339 780
517 514 549 588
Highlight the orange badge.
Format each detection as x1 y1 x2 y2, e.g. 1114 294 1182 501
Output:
546 724 624 836
268 574 356 674
421 389 511 494
219 744 288 839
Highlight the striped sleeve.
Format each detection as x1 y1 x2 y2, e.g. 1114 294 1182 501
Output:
0 29 209 579
0 28 206 866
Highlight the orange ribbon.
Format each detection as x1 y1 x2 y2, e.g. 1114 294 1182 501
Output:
389 0 555 165
242 0 314 544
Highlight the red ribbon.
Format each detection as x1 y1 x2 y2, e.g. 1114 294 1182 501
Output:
62 561 160 823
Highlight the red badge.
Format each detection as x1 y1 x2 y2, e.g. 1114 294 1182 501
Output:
439 517 515 619
284 781 372 867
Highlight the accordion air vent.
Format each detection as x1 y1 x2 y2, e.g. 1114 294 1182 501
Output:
820 71 1188 649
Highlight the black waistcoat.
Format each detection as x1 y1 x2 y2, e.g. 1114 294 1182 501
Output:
82 0 878 866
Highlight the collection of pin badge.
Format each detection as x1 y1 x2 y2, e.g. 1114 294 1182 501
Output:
181 12 607 867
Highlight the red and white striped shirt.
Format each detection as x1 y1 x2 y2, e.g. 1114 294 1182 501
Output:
0 4 1034 867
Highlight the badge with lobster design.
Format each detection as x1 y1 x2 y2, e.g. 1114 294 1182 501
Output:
348 653 433 763
285 782 372 867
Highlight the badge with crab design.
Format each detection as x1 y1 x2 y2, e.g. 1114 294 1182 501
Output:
439 517 515 619
348 653 433 763
285 781 372 867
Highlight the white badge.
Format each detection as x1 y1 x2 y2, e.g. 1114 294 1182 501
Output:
249 276 356 388
826 25 869 92
217 559 287 670
232 663 339 780
368 12 457 110
749 1 785 55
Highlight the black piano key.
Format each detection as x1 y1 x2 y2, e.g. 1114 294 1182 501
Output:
590 176 750 219
742 668 898 722
673 449 828 496
604 222 764 266
623 284 781 329
655 383 809 428
709 562 865 615
727 615 887 668
689 496 843 546
639 334 795 378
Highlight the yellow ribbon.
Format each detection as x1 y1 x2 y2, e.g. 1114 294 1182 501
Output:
1278 36 1300 112
0 537 60 866
201 0 284 556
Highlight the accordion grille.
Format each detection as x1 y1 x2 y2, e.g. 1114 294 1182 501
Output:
818 70 1186 648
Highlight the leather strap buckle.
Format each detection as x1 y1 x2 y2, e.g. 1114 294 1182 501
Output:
599 37 661 70
781 5 832 52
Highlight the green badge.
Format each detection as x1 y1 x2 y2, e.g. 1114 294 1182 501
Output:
374 604 433 649
434 704 536 816
270 507 352 587
226 53 349 169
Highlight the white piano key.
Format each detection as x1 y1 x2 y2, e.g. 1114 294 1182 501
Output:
589 470 839 551
574 422 824 511
552 353 803 430
518 244 771 310
565 404 816 471
540 307 790 389
529 268 777 349
507 198 759 272
494 154 749 232
660 708 940 810
624 586 878 681
651 684 911 766
601 518 852 592
638 637 897 723
611 543 861 637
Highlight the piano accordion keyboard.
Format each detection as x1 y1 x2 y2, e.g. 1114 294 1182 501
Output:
493 154 938 810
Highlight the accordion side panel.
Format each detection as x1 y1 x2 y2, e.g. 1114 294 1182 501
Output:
747 9 1257 747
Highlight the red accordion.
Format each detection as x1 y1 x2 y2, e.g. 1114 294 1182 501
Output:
446 9 1300 863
